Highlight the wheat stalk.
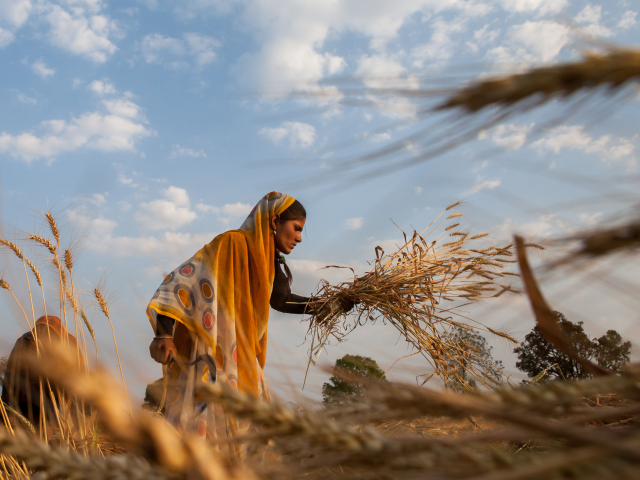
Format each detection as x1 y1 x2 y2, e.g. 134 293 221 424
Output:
438 49 640 113
94 285 132 416
29 234 57 255
64 249 73 271
46 211 60 245
305 206 529 390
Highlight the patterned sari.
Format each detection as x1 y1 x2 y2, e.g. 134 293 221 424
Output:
146 192 295 440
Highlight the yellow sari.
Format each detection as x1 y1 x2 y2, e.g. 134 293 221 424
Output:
146 191 295 438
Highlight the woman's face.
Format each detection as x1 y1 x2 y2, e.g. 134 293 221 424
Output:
272 215 305 254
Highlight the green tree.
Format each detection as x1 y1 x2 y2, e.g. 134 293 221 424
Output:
445 326 503 392
514 312 631 382
322 354 386 406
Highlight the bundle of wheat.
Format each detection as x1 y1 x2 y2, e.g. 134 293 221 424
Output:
303 203 540 390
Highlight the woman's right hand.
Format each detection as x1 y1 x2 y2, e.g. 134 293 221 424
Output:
149 337 177 364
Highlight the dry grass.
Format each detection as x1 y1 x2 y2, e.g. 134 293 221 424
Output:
305 203 536 390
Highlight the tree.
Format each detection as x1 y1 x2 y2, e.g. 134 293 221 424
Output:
445 326 504 392
322 354 386 406
514 312 631 382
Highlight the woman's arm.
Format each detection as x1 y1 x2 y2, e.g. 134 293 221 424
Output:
149 314 177 364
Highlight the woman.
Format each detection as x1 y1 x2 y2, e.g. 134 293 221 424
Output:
2 315 84 434
147 192 344 440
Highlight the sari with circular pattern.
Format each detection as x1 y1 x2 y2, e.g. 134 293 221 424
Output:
146 192 295 441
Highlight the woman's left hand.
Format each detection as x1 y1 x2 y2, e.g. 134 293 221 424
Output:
340 296 355 313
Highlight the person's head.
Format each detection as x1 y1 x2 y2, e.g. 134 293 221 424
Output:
271 199 306 255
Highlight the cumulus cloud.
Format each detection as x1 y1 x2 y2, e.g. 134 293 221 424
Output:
497 0 567 15
466 24 500 53
0 27 15 48
88 79 116 95
0 91 153 163
578 212 603 226
344 217 364 230
463 176 501 196
478 123 534 151
486 20 570 69
135 186 198 231
16 92 37 105
618 11 637 29
171 144 207 158
0 0 32 29
258 122 316 149
31 59 55 78
495 214 563 241
575 5 612 38
43 2 120 62
140 32 220 68
117 173 138 187
532 126 636 166
229 0 489 93
69 205 214 257
197 201 252 224
413 17 469 63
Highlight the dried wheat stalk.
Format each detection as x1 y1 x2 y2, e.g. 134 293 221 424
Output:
438 49 640 113
305 205 534 389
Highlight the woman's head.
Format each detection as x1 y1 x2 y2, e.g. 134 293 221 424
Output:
271 199 306 254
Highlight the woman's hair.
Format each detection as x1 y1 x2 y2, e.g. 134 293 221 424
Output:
279 199 306 222
278 199 306 286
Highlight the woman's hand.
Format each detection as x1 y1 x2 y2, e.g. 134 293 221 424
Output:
149 337 177 364
340 296 356 313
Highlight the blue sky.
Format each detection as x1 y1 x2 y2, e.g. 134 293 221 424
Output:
1 0 639 403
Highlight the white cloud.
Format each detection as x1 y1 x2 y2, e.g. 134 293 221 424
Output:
197 201 252 224
117 173 137 187
413 17 468 63
618 11 637 29
575 5 612 38
89 192 107 207
466 23 500 53
88 79 116 95
486 20 570 69
31 59 55 78
229 0 488 93
0 27 15 48
415 186 423 195
43 3 119 62
478 123 534 151
365 132 391 143
258 122 316 149
170 144 207 158
495 214 560 241
509 20 569 64
352 54 420 119
532 126 636 166
0 0 32 29
135 186 197 231
344 217 364 230
16 92 37 105
497 0 567 15
578 212 603 226
0 94 152 163
69 205 214 257
140 32 220 67
463 176 501 196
